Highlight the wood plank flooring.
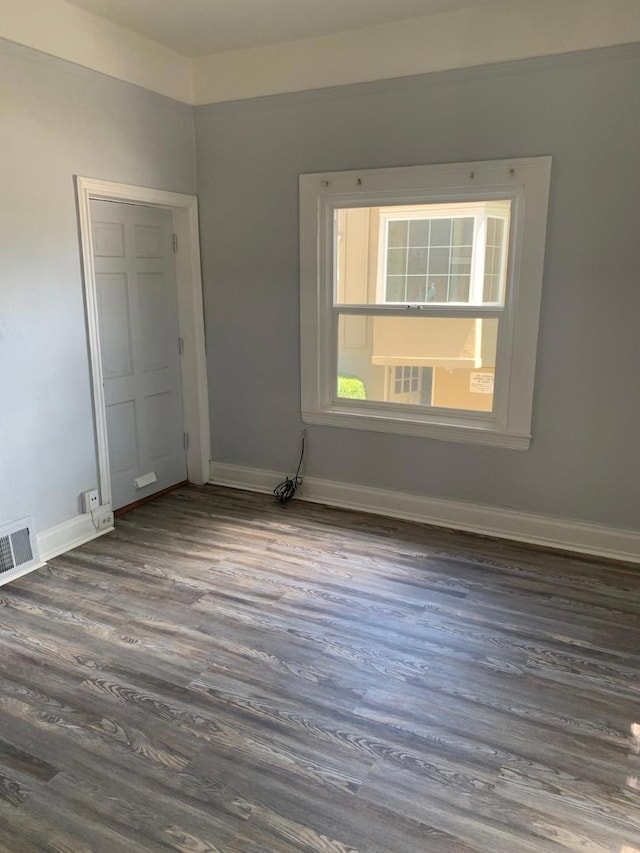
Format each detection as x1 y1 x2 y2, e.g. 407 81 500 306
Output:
1 484 639 852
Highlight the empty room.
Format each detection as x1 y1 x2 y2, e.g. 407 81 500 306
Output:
1 0 640 849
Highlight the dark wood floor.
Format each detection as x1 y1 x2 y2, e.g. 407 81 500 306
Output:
1 485 639 852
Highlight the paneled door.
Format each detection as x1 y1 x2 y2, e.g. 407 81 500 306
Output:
91 200 187 511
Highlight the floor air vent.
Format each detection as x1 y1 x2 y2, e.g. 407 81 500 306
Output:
0 519 40 578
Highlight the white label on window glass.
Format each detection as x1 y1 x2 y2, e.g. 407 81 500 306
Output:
470 373 494 394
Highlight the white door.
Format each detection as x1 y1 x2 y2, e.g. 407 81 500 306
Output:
91 200 187 511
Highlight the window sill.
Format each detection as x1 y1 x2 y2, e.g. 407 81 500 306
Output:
302 408 531 450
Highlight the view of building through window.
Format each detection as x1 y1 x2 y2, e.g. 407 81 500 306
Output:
335 201 510 413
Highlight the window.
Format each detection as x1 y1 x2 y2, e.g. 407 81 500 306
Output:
394 366 420 395
380 205 508 306
390 366 433 406
299 158 552 449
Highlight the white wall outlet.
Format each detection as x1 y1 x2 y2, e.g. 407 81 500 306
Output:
82 489 99 513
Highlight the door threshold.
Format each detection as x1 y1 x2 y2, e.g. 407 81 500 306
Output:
114 480 189 518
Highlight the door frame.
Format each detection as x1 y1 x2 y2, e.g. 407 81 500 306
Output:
76 176 210 510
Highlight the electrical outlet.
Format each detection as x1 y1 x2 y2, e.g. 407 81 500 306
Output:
82 489 99 513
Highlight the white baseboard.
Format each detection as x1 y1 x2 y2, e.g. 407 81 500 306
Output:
0 508 114 588
209 461 640 565
38 508 114 563
0 559 48 587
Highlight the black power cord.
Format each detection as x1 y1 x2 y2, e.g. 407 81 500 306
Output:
274 430 306 504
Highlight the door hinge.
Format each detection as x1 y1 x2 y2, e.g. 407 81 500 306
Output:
183 432 190 450
178 337 184 355
172 233 178 253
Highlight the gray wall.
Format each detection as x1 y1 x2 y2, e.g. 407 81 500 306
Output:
3 38 637 540
0 40 196 535
195 46 640 530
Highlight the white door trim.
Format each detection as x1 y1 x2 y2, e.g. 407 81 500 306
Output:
76 176 210 510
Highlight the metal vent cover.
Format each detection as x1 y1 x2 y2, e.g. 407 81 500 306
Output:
0 519 39 576
10 528 33 567
0 536 13 574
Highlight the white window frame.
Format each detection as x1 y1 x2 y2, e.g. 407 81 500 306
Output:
299 157 552 450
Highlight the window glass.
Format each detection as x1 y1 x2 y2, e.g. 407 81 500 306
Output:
335 202 510 307
385 216 474 303
337 315 498 413
483 216 506 303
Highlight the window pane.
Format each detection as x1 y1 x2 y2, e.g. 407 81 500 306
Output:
335 202 510 306
483 216 507 303
386 277 406 301
408 219 430 247
458 217 474 245
428 247 450 275
430 218 452 246
388 220 408 247
337 315 498 412
451 245 472 269
407 276 427 302
483 277 497 302
387 248 406 275
427 276 448 301
449 275 470 302
407 248 428 275
484 245 496 276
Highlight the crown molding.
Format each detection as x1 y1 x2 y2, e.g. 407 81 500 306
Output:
0 0 192 103
2 0 640 105
191 0 640 104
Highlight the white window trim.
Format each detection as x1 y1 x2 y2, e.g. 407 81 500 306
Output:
299 157 552 451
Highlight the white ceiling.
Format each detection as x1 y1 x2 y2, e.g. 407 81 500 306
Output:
63 0 500 57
